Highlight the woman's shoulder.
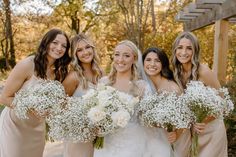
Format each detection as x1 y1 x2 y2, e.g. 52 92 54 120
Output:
158 79 181 94
198 63 220 88
198 64 216 82
63 70 79 85
14 56 34 72
167 80 181 94
199 64 212 76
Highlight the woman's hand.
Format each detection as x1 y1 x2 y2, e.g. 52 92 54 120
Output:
167 131 177 143
192 122 206 134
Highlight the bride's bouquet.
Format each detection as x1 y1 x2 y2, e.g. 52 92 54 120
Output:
181 81 234 157
13 79 66 119
46 97 97 142
85 83 139 149
138 91 193 132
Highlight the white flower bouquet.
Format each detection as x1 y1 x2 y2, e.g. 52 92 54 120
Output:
85 83 139 149
138 91 193 132
181 81 234 157
12 79 66 119
46 97 97 143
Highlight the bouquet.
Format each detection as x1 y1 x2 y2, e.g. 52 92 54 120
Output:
46 97 97 143
181 81 234 157
12 79 66 119
85 83 139 149
138 91 193 133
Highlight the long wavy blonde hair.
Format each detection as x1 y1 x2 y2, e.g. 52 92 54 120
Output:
171 32 200 91
70 33 103 89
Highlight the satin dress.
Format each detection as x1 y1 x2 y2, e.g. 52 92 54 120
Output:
175 119 227 157
0 75 46 157
63 82 95 157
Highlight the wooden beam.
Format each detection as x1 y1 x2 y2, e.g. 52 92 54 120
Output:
212 20 229 84
184 2 207 13
195 4 220 9
196 0 225 4
228 17 236 23
175 11 196 21
183 0 236 31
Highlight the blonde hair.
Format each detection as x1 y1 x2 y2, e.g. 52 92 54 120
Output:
171 32 200 90
108 40 140 84
70 33 103 89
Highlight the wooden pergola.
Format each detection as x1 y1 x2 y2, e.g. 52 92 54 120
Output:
175 0 236 84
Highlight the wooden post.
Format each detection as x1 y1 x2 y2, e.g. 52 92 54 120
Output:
213 20 229 84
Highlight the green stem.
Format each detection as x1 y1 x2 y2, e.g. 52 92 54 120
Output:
190 132 199 157
93 136 104 149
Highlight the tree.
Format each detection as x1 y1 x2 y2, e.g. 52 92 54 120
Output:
2 0 16 69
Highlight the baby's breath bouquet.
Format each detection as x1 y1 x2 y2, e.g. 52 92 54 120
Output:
12 79 66 119
181 81 234 157
138 91 193 132
85 83 139 149
46 97 97 142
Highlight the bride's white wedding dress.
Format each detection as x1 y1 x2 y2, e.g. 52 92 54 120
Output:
94 77 173 157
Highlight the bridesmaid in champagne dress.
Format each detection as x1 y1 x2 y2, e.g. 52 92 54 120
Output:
62 33 103 157
171 31 228 157
142 47 182 157
0 28 71 157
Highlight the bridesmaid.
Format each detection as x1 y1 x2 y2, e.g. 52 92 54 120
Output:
171 31 228 157
0 28 71 157
142 47 181 156
62 33 103 157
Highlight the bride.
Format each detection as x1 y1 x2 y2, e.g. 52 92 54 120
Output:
94 40 172 157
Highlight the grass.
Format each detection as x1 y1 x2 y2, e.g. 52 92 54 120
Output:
0 105 4 114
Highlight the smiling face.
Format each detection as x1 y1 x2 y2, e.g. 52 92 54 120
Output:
47 34 67 60
175 38 193 65
144 52 162 77
76 40 94 64
113 44 135 73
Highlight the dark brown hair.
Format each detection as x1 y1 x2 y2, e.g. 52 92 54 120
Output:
34 28 71 82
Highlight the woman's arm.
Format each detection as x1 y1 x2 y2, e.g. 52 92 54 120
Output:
0 57 33 107
192 64 221 134
62 71 79 96
199 64 221 90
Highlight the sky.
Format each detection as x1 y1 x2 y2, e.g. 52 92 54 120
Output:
10 0 171 15
11 0 60 15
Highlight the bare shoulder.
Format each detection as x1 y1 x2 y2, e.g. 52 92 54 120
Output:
169 81 181 94
11 56 34 77
63 71 79 86
199 64 212 76
16 56 34 70
198 64 221 89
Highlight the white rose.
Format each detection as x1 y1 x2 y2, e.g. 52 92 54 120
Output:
87 106 106 123
111 110 131 128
